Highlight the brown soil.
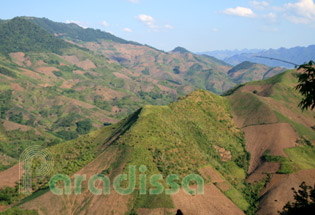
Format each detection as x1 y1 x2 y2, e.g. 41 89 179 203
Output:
3 120 31 132
137 208 175 215
62 55 96 70
261 96 315 128
258 169 315 215
113 72 131 80
0 164 21 187
10 83 24 92
21 145 130 215
199 166 224 183
239 84 274 97
73 70 85 75
171 184 244 215
246 162 280 183
35 67 59 78
10 52 31 67
243 123 298 174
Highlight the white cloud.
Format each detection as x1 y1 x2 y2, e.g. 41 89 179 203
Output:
223 6 256 17
263 12 277 22
123 27 132 32
127 0 139 3
137 14 155 28
65 20 88 29
164 24 174 29
212 28 219 32
136 14 173 32
250 1 269 10
284 0 315 24
101 21 109 27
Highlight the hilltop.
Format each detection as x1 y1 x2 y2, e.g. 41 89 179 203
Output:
0 16 287 168
1 70 314 214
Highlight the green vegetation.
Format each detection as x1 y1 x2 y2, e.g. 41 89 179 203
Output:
76 119 93 135
0 207 38 215
295 60 315 110
0 186 19 205
0 17 73 54
29 17 140 45
275 111 315 141
285 146 315 170
0 66 17 78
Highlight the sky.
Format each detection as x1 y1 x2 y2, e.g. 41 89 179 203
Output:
1 0 315 52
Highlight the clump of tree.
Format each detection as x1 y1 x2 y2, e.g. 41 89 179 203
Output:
279 182 315 215
296 60 315 110
76 119 92 135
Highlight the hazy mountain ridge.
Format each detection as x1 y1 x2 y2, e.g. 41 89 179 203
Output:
224 46 315 68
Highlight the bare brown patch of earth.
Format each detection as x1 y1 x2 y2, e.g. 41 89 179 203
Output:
257 169 315 215
171 184 245 215
243 123 299 174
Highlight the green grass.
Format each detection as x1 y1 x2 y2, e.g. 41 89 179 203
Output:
0 207 38 215
275 111 315 141
285 146 315 169
223 187 250 211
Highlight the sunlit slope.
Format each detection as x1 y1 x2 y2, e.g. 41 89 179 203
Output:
17 90 254 215
225 70 315 215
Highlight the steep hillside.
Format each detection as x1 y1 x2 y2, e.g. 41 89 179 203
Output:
227 61 286 84
1 70 314 215
2 90 257 215
225 70 315 214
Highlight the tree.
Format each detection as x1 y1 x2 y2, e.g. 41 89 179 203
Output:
296 61 315 110
279 182 315 215
76 119 92 135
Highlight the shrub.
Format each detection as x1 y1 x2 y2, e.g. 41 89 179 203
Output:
76 119 93 135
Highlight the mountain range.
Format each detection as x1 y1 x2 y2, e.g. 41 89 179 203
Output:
0 16 314 215
200 45 315 68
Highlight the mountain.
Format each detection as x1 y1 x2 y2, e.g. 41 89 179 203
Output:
0 16 290 172
198 49 263 60
1 70 314 215
0 17 74 54
227 61 286 84
1 16 312 214
224 45 315 68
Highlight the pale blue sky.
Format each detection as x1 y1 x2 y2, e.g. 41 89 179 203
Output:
1 0 315 52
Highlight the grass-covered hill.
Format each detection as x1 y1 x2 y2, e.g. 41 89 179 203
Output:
0 70 314 215
2 90 255 215
225 70 315 214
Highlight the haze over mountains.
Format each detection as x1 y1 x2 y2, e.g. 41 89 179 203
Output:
200 45 315 68
0 16 314 215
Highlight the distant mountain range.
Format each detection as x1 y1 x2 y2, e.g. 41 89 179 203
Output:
200 45 315 68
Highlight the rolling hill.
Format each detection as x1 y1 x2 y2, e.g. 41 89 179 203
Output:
0 16 287 172
1 16 314 215
227 61 286 84
0 69 314 215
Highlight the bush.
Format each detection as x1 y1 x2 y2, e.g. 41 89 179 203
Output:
76 119 93 135
9 112 23 124
55 130 78 140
